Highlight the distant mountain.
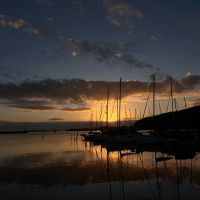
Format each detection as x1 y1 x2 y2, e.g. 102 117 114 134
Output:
133 105 200 131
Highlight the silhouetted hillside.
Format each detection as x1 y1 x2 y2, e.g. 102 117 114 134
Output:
133 105 200 131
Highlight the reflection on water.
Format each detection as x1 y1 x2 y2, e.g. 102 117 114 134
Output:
1 132 200 199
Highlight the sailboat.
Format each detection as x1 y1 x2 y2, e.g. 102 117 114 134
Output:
104 78 132 135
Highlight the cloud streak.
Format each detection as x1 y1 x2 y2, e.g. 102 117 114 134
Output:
49 118 64 121
4 99 57 110
102 0 143 30
59 34 154 69
62 107 91 111
0 14 43 36
0 11 150 71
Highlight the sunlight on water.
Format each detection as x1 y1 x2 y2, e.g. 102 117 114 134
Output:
1 132 200 200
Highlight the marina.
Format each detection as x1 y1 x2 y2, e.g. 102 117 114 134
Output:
1 131 200 200
0 1 200 199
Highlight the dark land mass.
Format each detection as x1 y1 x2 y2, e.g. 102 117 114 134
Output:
133 105 200 131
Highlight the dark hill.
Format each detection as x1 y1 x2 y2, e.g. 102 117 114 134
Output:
133 105 200 131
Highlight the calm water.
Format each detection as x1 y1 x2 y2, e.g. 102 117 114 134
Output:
1 132 200 200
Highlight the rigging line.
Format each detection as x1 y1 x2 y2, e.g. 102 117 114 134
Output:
165 94 170 113
110 98 116 121
177 102 180 111
142 82 152 119
94 146 104 179
88 111 93 129
155 152 162 200
109 153 120 191
86 110 92 129
97 101 103 128
158 101 162 114
190 159 193 185
162 160 177 198
99 101 106 127
176 159 181 200
106 152 113 200
163 161 172 181
119 154 126 200
129 108 132 126
134 108 139 121
109 154 116 178
138 153 156 200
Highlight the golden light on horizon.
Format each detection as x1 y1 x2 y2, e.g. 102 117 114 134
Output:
0 90 199 122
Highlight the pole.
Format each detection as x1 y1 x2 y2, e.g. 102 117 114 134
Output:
170 78 174 112
106 85 110 129
152 74 156 117
119 78 122 128
184 97 187 109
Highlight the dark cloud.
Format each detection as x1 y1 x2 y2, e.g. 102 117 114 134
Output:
0 68 26 82
59 34 155 70
0 75 199 110
0 14 43 36
1 73 16 81
4 99 57 110
150 74 200 96
181 74 200 90
0 78 149 104
49 118 64 121
2 98 91 111
62 107 91 111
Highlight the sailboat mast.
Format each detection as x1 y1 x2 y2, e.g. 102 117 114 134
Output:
116 96 119 127
135 108 137 120
152 74 156 117
106 85 110 129
184 97 187 109
170 78 174 112
158 101 162 114
119 78 122 128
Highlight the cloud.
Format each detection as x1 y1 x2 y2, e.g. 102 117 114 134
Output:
0 78 148 104
2 98 90 111
4 99 57 110
49 118 64 121
62 107 91 111
59 34 155 70
0 68 26 82
102 0 143 30
0 14 43 36
0 75 199 111
0 12 149 71
148 74 200 97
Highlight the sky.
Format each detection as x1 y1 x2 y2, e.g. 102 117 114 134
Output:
0 0 200 122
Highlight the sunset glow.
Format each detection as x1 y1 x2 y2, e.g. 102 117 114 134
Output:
0 0 199 122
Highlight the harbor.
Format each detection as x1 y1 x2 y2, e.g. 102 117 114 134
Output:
1 131 200 200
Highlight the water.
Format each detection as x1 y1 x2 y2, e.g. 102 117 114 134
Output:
0 132 200 200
